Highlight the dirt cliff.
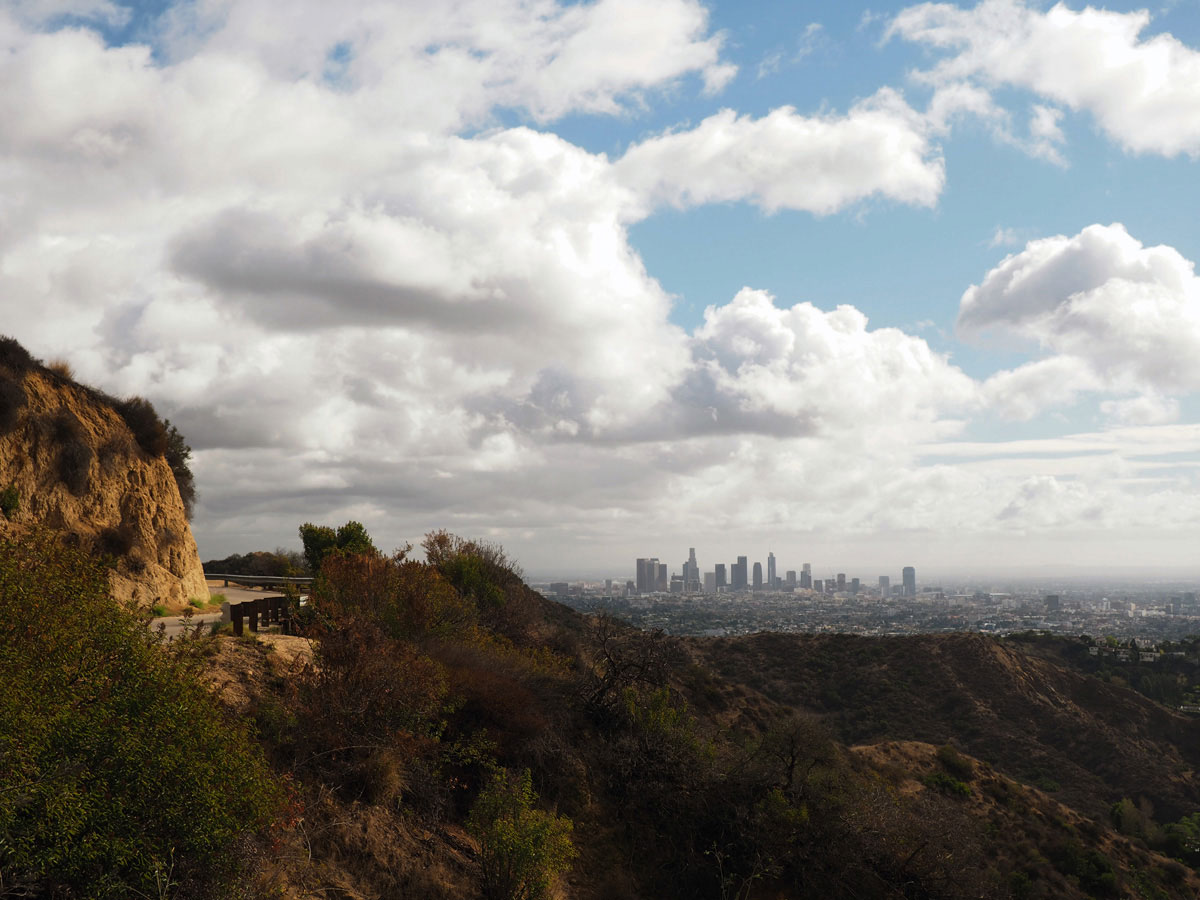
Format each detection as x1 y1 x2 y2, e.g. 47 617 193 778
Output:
0 343 207 609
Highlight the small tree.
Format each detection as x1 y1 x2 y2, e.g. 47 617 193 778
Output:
467 769 575 900
300 520 377 574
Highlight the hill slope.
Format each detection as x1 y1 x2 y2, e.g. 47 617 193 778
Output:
690 631 1200 822
0 339 206 607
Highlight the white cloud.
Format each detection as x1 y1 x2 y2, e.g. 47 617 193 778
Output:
616 88 945 216
890 0 1200 157
155 0 735 128
961 223 1200 420
5 3 1200 570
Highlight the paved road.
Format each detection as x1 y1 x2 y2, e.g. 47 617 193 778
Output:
149 581 287 639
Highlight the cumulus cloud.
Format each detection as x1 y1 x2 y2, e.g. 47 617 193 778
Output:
890 0 1200 157
689 288 977 436
616 88 945 215
961 223 1200 420
5 1 1200 570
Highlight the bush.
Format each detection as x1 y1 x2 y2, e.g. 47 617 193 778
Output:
0 335 38 373
936 743 974 780
164 419 196 519
423 531 534 637
46 357 74 380
0 484 18 519
0 531 280 897
53 410 95 496
115 395 168 457
921 771 971 798
95 523 136 559
0 376 26 435
466 768 575 900
299 520 378 574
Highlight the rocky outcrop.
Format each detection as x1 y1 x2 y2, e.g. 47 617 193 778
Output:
0 356 207 609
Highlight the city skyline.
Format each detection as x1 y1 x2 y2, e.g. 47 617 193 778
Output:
7 1 1200 573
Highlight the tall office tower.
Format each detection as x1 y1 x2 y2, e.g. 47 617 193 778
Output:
786 570 796 586
836 573 846 592
813 579 823 593
851 577 860 594
767 552 776 587
752 562 763 589
733 556 748 590
625 580 634 597
800 569 812 589
657 563 668 592
605 578 612 596
703 571 716 593
902 566 916 597
802 562 811 575
714 563 727 590
683 547 700 592
878 575 890 592
636 558 650 593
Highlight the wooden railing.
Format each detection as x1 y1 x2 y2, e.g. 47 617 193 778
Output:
224 594 301 637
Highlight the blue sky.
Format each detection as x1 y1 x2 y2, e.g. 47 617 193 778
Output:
6 0 1200 577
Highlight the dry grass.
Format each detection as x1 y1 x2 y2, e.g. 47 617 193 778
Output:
46 358 74 380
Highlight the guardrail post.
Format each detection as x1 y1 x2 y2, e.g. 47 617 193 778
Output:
281 598 292 635
232 603 244 636
248 600 259 633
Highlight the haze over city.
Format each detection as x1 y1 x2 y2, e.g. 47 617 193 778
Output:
6 0 1200 574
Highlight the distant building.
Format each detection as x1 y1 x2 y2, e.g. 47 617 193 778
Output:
767 552 776 588
733 556 748 591
1045 594 1061 612
636 558 651 593
752 562 763 589
836 573 846 592
785 570 796 586
683 547 700 592
670 574 684 593
657 563 668 592
879 575 890 592
549 582 569 596
715 563 727 590
851 577 860 595
800 568 812 589
703 571 716 593
902 566 916 597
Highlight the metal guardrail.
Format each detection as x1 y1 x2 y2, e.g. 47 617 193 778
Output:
207 573 314 589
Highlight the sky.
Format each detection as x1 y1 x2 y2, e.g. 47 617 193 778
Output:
5 0 1200 579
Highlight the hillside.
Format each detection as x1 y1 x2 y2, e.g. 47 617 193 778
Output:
7 516 1200 898
0 336 207 608
194 555 1200 900
690 631 1200 823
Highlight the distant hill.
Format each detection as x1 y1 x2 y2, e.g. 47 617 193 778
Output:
689 631 1200 822
0 336 207 608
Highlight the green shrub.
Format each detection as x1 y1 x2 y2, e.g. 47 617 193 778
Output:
0 335 38 373
53 410 94 496
921 771 971 797
151 603 168 617
0 484 18 519
467 768 575 900
299 520 377 574
936 743 974 780
164 419 196 519
95 523 136 559
0 376 26 435
115 395 168 456
0 531 280 897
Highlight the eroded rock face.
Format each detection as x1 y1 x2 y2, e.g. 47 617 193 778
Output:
0 367 208 609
